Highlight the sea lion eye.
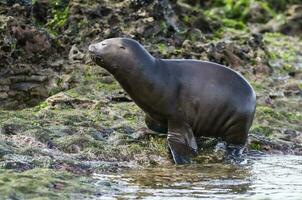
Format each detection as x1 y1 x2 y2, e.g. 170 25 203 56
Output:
119 45 126 50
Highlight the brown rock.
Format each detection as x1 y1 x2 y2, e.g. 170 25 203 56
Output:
8 21 52 56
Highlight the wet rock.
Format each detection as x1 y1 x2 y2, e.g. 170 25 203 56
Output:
248 134 297 154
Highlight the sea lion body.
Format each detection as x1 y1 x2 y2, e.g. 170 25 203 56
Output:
89 38 256 164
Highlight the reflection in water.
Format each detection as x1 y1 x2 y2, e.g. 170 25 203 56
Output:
93 155 302 199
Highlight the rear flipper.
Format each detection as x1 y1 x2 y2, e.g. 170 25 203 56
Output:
167 120 198 164
226 144 246 164
227 144 245 156
224 126 248 163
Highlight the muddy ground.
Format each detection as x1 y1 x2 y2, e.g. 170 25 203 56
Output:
0 0 301 198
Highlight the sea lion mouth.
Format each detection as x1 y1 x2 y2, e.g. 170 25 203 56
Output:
88 44 104 61
90 54 103 63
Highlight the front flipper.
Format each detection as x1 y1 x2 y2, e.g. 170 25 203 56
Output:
145 114 167 134
167 120 198 164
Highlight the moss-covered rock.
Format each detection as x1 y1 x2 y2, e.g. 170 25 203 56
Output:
0 168 99 199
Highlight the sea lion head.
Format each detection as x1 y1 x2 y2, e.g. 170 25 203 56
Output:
89 38 153 74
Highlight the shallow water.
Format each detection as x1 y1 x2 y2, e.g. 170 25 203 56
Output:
93 155 302 199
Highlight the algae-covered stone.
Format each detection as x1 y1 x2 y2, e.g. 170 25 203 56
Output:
0 168 99 199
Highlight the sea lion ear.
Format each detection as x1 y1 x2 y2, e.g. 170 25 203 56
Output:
119 45 126 50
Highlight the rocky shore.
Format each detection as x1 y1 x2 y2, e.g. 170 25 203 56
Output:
0 0 301 198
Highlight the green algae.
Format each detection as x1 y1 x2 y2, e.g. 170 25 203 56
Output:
250 125 274 136
264 32 302 72
47 0 70 34
250 143 262 150
0 168 97 199
54 134 105 153
221 18 246 30
256 106 302 124
256 106 285 121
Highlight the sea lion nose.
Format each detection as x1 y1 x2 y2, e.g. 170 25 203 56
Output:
88 44 96 53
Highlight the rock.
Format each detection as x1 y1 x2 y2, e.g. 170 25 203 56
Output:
0 141 12 158
259 5 302 36
107 133 129 146
67 144 81 153
8 20 52 56
69 45 85 62
46 93 96 109
253 65 272 75
279 5 302 36
207 42 246 68
9 75 48 83
0 79 10 85
187 28 203 42
0 92 8 99
113 125 135 135
0 10 70 109
10 82 40 91
269 91 285 99
131 128 150 140
6 0 32 6
100 76 114 84
284 82 302 96
0 124 20 135
247 1 273 23
0 86 9 91
192 15 213 33
3 161 32 171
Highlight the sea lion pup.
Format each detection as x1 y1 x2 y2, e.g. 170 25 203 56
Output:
89 38 256 164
